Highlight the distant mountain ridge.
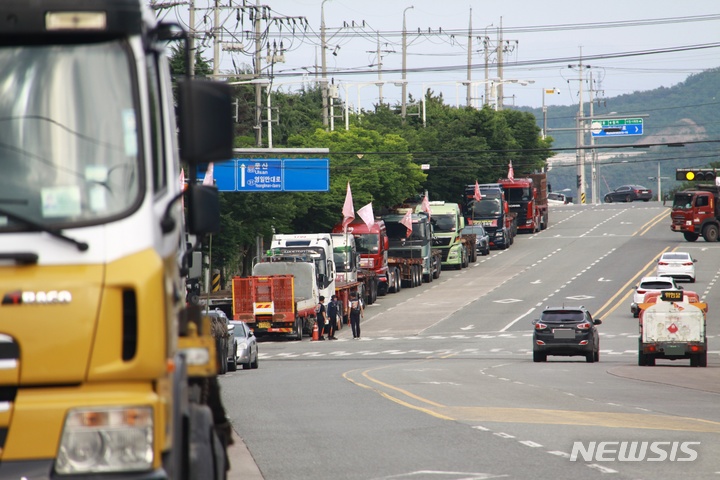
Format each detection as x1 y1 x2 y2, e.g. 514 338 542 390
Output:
520 67 720 149
518 67 720 197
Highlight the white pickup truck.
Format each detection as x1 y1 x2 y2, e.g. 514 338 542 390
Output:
638 290 707 367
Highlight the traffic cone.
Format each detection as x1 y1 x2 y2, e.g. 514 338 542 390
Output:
312 321 319 341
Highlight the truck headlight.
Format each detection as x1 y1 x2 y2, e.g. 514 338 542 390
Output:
56 407 153 474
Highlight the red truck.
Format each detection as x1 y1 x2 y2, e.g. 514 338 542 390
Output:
333 219 401 296
499 173 549 233
671 184 720 242
232 263 319 340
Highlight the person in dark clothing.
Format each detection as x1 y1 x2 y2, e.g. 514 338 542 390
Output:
349 292 364 339
326 295 340 340
316 296 326 340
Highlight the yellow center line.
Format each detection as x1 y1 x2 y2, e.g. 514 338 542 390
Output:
344 367 720 433
636 208 671 236
594 246 670 319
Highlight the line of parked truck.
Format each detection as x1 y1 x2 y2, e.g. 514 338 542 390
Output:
202 173 549 340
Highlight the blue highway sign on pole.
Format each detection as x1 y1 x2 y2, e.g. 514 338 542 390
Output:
591 118 643 137
200 158 329 192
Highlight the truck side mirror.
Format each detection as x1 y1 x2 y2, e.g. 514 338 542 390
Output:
177 78 233 165
187 184 220 235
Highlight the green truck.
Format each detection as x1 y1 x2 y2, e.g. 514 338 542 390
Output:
423 201 476 268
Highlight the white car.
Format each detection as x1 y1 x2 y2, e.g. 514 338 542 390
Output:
547 192 571 205
631 276 682 317
656 251 696 283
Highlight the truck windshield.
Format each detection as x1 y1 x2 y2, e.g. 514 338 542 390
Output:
333 249 352 272
355 234 379 254
386 220 426 240
506 187 531 202
470 198 502 217
432 214 456 233
0 41 140 230
672 193 694 210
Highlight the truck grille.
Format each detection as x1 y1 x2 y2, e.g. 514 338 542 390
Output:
434 237 452 247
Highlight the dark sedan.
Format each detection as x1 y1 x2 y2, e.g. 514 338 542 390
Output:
532 306 602 363
460 225 490 256
604 185 652 203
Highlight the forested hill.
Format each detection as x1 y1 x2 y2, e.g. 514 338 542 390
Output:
519 67 720 149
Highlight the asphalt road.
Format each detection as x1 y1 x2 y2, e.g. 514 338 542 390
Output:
221 201 720 480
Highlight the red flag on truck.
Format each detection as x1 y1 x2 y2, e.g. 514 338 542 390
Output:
508 161 514 181
341 182 355 232
473 180 482 201
400 209 413 238
357 202 375 228
421 194 432 219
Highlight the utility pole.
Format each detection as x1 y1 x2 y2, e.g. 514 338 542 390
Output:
401 6 413 120
321 0 330 129
466 8 472 107
188 0 195 77
569 48 589 204
213 0 220 77
376 33 384 105
496 17 503 110
589 70 596 204
254 0 263 146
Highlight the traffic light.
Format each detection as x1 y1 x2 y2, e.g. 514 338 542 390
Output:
676 168 717 182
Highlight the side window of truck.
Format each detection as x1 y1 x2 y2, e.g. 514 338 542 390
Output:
146 57 167 194
696 196 709 207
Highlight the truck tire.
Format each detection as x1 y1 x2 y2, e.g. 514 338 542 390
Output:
683 232 699 242
433 260 441 279
638 351 647 366
702 224 719 242
294 317 303 341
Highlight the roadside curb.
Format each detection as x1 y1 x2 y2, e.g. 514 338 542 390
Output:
227 429 263 480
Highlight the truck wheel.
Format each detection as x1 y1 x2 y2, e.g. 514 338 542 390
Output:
699 352 707 367
638 352 647 366
702 224 719 242
294 317 303 341
433 261 441 279
683 232 699 242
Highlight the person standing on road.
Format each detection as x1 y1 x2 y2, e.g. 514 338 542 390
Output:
326 294 340 340
349 292 364 339
316 296 326 340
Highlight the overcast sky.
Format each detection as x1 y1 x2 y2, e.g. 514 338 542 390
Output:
157 1 720 111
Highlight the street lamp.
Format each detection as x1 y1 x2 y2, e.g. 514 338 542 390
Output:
490 78 535 110
542 87 560 139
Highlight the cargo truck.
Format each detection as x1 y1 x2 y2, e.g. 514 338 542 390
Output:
670 184 720 242
332 219 401 296
381 210 442 285
638 290 707 367
463 184 516 249
422 201 475 268
499 173 549 233
233 263 319 340
0 0 235 476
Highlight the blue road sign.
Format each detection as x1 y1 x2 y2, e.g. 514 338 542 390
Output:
283 159 329 192
200 158 329 192
591 118 643 137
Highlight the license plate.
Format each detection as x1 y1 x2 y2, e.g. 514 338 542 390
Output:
553 329 575 339
664 344 685 356
257 321 271 329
